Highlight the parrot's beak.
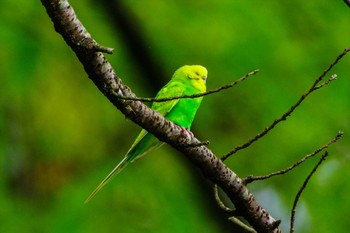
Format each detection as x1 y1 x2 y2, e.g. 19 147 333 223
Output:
202 76 207 83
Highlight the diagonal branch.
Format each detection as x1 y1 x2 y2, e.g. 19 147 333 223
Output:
41 0 281 232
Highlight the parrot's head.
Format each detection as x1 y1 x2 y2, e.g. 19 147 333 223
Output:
174 65 207 92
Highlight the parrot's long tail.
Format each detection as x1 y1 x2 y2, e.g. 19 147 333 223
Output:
84 155 130 204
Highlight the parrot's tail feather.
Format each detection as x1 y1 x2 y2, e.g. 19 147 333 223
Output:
84 156 129 204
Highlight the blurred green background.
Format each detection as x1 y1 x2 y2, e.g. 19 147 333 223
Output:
1 0 350 232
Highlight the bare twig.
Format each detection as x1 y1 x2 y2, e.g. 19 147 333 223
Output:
228 216 257 233
213 184 236 214
290 151 329 233
313 74 337 90
214 184 256 232
244 131 343 184
114 69 259 102
221 48 350 161
213 183 257 233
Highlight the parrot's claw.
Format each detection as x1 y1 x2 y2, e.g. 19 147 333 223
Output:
179 127 193 144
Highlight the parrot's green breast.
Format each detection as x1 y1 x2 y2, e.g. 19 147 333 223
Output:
165 95 203 129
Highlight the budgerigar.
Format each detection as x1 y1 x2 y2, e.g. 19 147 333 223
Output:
85 65 207 203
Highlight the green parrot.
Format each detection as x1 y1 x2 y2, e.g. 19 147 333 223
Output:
85 65 207 203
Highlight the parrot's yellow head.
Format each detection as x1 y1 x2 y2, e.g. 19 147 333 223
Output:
174 65 207 92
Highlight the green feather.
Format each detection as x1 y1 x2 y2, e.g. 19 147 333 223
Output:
85 65 207 203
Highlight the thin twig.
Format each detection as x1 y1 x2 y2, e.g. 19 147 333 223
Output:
228 216 257 233
244 131 343 184
290 151 329 233
313 74 337 90
213 184 257 232
114 69 259 102
221 48 350 161
213 184 236 214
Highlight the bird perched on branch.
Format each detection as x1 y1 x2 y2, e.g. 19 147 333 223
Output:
85 65 208 203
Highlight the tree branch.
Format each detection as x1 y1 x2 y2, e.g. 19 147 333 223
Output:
41 0 281 232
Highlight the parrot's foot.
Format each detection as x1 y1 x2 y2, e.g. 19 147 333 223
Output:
178 127 208 148
179 127 193 144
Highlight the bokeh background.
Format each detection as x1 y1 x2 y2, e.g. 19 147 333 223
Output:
1 1 350 232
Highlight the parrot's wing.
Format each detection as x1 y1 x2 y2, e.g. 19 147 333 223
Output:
126 82 184 160
151 82 184 116
128 81 184 150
